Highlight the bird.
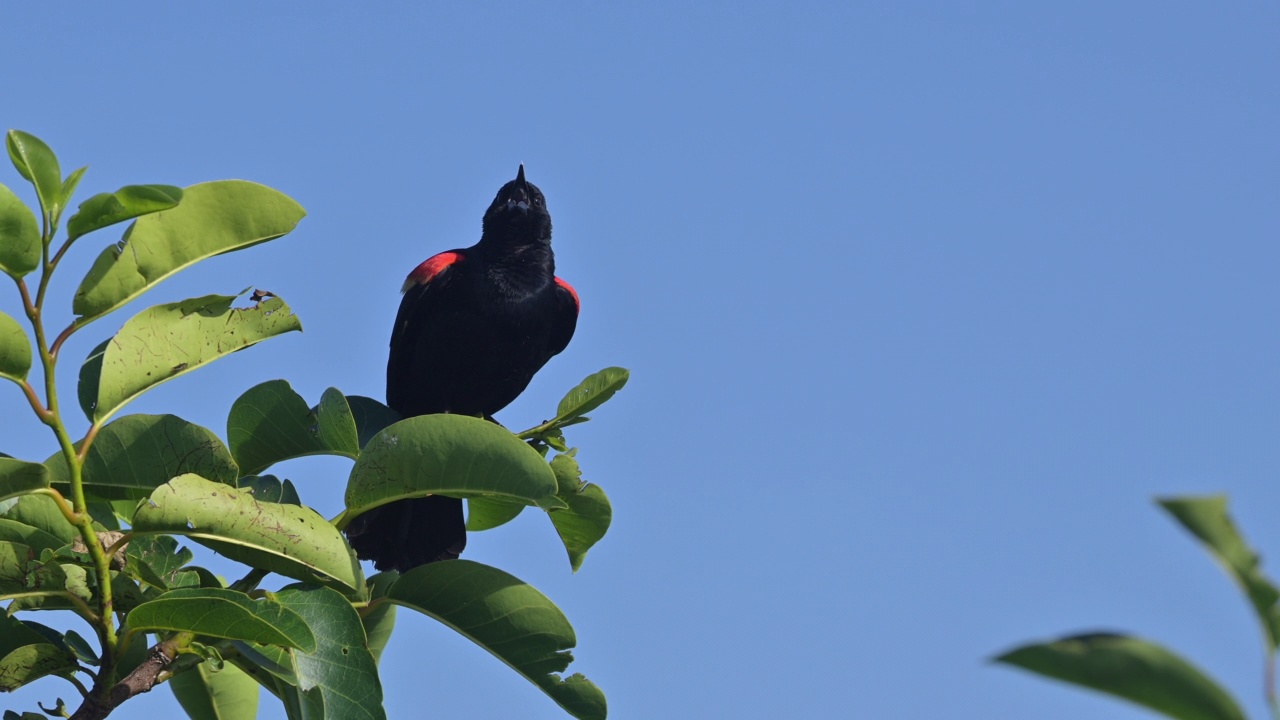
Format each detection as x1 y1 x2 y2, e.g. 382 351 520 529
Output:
345 165 579 573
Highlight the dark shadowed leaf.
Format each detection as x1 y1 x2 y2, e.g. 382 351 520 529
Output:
271 585 386 720
346 396 401 450
0 612 76 691
66 184 182 241
239 475 301 505
169 661 260 720
45 414 238 502
5 131 61 221
132 474 361 590
0 184 40 278
125 587 316 651
995 633 1244 720
79 292 302 423
73 180 305 321
227 381 359 475
1159 495 1280 651
387 560 607 720
343 415 560 527
362 572 397 665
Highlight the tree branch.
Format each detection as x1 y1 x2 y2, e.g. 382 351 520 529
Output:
68 636 184 720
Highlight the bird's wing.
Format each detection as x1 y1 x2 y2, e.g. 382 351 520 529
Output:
548 276 579 358
388 250 467 412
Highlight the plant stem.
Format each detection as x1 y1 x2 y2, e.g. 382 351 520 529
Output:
1267 651 1279 720
21 225 119 701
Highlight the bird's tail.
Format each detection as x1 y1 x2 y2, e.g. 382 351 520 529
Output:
345 495 466 573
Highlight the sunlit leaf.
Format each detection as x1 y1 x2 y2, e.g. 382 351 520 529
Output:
466 496 526 531
73 180 305 322
344 415 560 526
5 131 61 222
66 184 182 241
133 474 361 591
79 292 302 423
0 184 40 278
554 367 629 423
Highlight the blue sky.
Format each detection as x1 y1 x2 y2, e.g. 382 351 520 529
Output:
4 3 1279 718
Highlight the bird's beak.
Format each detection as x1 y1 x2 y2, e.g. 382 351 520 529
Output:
505 164 530 213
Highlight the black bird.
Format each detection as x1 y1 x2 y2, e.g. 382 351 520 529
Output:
345 166 579 572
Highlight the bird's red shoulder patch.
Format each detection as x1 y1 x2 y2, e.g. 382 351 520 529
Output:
555 277 580 311
403 251 464 293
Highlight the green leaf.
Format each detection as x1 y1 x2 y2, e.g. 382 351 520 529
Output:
0 613 76 691
535 452 613 572
271 585 386 720
346 396 401 450
387 560 607 720
0 183 41 278
73 180 306 322
227 381 359 475
133 474 362 591
0 519 64 556
550 451 582 495
362 573 397 665
0 540 35 594
61 630 99 666
0 495 76 543
555 367 629 423
66 184 183 241
7 561 93 614
5 131 61 222
46 414 238 502
125 534 194 592
343 415 560 526
1159 495 1280 650
170 661 261 720
239 475 301 505
0 458 50 503
550 484 612 573
126 587 316 651
59 165 87 219
995 633 1244 720
79 291 303 423
466 496 526 531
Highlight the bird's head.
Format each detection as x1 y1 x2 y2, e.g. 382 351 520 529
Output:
482 165 551 244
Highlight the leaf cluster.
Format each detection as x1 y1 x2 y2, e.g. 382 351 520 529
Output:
0 130 622 720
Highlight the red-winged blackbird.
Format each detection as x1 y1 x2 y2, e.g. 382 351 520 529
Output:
345 166 579 572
